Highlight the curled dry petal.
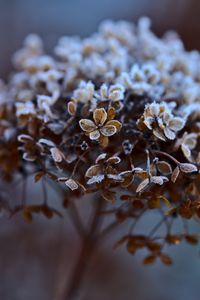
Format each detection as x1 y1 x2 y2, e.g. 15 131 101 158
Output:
93 108 107 126
95 153 107 163
85 164 101 177
79 119 96 132
38 138 55 147
106 156 121 164
18 134 33 143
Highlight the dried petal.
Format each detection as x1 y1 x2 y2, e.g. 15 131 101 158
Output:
106 120 122 131
85 164 101 177
107 107 116 120
100 125 117 136
50 147 63 162
179 163 197 173
79 119 96 132
89 130 100 140
99 135 109 147
136 178 149 193
169 117 185 131
93 108 107 126
151 176 168 185
164 127 176 140
157 161 172 175
67 101 77 116
171 166 180 182
87 175 104 184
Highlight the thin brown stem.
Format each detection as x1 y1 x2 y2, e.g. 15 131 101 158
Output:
63 196 104 300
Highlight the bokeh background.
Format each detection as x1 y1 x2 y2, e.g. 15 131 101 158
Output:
1 0 200 299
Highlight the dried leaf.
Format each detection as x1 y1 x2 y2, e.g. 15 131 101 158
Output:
166 235 182 245
185 234 199 245
143 254 157 265
159 253 173 265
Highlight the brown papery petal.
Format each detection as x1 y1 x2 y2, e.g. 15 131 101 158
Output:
85 164 101 177
99 135 109 147
106 120 122 131
107 107 116 120
93 108 107 126
100 125 117 136
136 178 149 193
79 119 96 132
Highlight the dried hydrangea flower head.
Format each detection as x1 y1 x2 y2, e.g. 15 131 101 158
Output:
0 17 200 277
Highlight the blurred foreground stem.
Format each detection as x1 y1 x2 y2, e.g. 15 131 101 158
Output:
63 196 104 300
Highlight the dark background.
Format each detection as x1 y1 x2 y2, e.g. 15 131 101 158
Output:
0 1 200 299
1 0 200 78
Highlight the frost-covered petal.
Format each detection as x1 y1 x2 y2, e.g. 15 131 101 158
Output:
136 178 149 193
87 175 105 184
151 176 168 185
106 156 121 164
164 127 176 140
153 129 166 141
89 130 101 140
85 164 102 177
95 153 107 163
181 144 191 158
100 125 117 136
169 117 185 131
93 108 107 126
79 119 96 132
106 120 122 131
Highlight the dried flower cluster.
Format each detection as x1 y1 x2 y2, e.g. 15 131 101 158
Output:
0 17 200 267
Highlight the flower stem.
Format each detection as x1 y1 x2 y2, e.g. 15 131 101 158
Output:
63 196 104 300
